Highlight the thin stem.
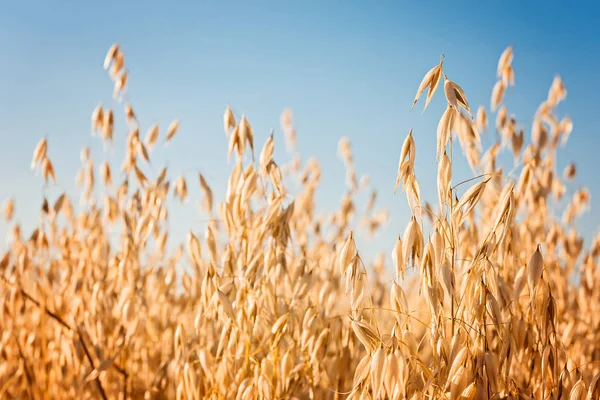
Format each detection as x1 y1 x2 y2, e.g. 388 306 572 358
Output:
451 172 513 191
449 131 456 336
76 325 109 400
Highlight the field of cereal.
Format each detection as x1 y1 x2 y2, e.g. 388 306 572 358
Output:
1 6 600 400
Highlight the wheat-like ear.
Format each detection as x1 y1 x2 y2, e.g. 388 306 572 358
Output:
103 44 119 70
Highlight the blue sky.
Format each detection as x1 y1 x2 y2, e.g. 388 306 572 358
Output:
1 1 599 263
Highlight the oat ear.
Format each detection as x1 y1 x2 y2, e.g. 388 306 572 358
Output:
443 74 458 112
423 55 445 113
451 81 472 118
437 106 454 157
103 44 119 70
165 120 180 145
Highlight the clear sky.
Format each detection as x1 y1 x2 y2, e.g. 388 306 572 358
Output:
1 1 599 263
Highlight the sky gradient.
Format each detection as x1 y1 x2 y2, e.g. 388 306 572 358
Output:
1 1 599 263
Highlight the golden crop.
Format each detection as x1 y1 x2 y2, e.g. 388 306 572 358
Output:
1 43 599 399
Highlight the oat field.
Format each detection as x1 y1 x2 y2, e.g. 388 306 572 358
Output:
1 42 599 400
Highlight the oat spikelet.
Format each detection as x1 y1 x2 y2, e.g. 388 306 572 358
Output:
187 231 202 266
31 137 48 170
339 231 357 275
491 80 506 112
103 109 114 142
91 105 104 134
267 161 285 196
198 174 214 214
101 161 112 187
437 151 451 212
125 103 136 126
411 55 444 113
437 106 454 157
103 44 119 70
497 46 513 78
145 124 160 150
403 216 423 266
476 106 487 132
569 378 586 400
527 244 544 300
224 106 236 138
42 157 57 183
2 198 14 221
370 346 386 398
351 320 378 353
394 129 415 194
455 178 489 225
165 120 180 145
260 133 275 173
174 175 188 202
392 235 404 280
113 70 128 99
239 115 255 160
564 163 576 180
53 193 66 215
444 75 471 117
110 51 125 79
133 165 147 187
281 108 297 151
216 289 235 321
